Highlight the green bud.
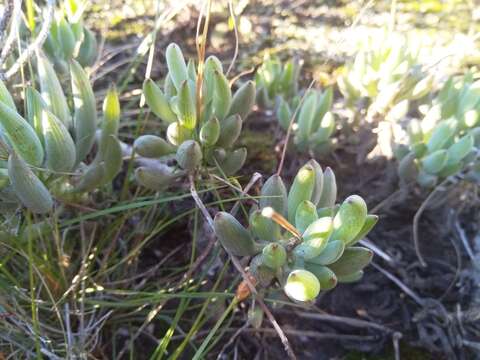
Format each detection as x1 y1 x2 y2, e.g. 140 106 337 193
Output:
304 263 337 290
262 243 287 269
176 140 202 171
306 240 345 266
284 269 320 302
328 247 373 277
166 43 188 90
134 135 175 158
421 149 448 174
199 117 220 146
249 209 281 242
135 165 175 191
287 163 316 224
143 79 177 124
316 167 337 208
8 153 53 214
260 174 288 217
228 81 256 120
295 200 318 234
331 195 367 244
214 211 259 256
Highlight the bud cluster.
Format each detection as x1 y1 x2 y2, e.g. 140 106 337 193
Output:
136 43 256 191
255 56 336 156
396 74 480 187
0 56 122 214
213 160 377 302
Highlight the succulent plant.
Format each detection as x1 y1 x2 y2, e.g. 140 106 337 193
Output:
254 55 336 156
396 74 480 188
136 43 256 191
0 56 122 215
277 88 335 156
255 55 301 109
213 160 377 303
43 0 98 71
337 33 432 122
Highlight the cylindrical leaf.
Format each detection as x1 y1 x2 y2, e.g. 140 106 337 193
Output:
176 140 202 171
8 153 53 214
71 60 97 164
331 195 367 244
0 101 44 166
228 81 256 121
166 43 188 91
134 135 175 158
214 211 259 256
143 79 177 124
284 269 320 302
287 163 316 224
